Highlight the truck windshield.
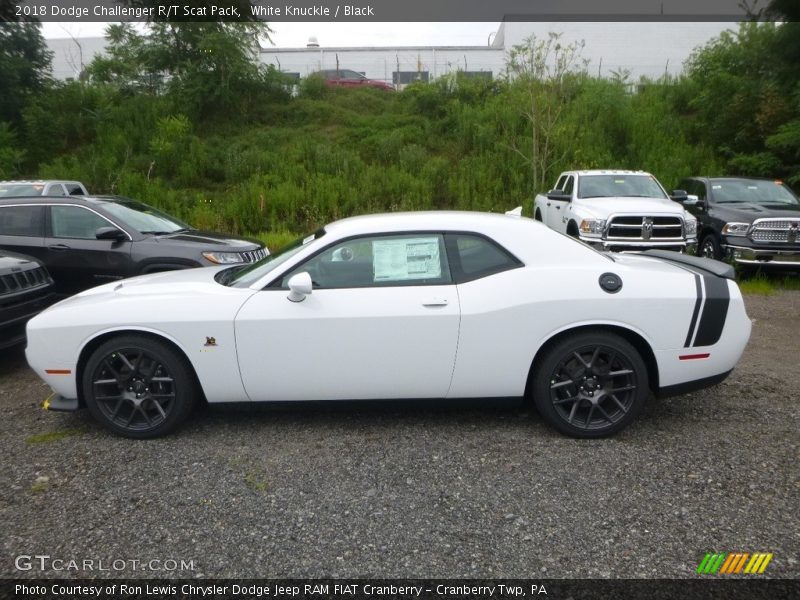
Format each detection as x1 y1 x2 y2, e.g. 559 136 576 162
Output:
578 175 667 199
709 179 800 205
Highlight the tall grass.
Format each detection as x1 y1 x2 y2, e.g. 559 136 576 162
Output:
23 76 721 246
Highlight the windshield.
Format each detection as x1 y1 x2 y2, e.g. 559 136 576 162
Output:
0 184 45 197
101 199 190 234
709 179 799 205
227 229 326 288
578 175 668 199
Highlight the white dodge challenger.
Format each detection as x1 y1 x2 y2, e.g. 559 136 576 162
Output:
25 212 751 439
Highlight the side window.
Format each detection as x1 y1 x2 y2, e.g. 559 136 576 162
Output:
0 206 45 236
50 206 111 240
45 184 66 196
563 176 575 195
281 234 451 289
446 234 522 283
554 176 566 191
66 184 84 196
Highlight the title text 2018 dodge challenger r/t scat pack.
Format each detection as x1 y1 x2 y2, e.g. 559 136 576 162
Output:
25 212 751 439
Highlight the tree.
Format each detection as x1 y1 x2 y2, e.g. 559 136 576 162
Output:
85 19 281 116
502 33 588 194
686 22 800 181
0 22 52 125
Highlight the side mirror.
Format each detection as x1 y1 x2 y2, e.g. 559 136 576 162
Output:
683 194 700 206
546 190 571 202
670 190 689 202
95 226 126 241
287 272 313 303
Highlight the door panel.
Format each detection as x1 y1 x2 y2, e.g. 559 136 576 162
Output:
45 205 134 293
234 286 460 401
0 205 46 261
547 175 573 231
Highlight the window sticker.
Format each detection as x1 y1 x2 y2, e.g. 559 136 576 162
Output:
373 237 441 282
712 185 722 189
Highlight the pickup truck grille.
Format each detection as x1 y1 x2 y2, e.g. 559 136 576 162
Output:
750 219 800 243
239 248 268 263
0 267 52 295
606 216 684 241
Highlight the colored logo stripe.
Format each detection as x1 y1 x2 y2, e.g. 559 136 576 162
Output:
698 552 773 574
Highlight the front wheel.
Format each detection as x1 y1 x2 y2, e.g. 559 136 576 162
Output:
531 331 649 438
82 335 197 438
698 234 722 260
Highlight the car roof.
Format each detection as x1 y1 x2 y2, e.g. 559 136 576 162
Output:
703 176 785 182
570 170 654 177
323 210 536 237
0 180 83 185
0 194 126 205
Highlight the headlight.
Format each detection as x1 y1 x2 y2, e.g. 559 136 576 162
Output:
721 222 750 237
202 251 244 264
684 218 698 237
579 219 606 237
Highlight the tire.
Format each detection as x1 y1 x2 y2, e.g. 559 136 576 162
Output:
698 234 722 260
534 209 543 222
82 334 198 438
531 331 649 438
567 222 580 239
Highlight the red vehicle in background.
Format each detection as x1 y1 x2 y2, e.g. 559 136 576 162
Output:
313 69 394 91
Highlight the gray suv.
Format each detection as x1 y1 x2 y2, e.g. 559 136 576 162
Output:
0 195 268 295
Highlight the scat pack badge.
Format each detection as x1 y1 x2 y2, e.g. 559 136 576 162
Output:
204 337 217 347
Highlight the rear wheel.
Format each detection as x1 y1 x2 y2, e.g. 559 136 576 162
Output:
82 335 197 438
531 331 648 438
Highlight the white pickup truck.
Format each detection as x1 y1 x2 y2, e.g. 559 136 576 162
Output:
534 170 698 252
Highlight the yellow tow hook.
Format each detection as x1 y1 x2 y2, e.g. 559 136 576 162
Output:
42 393 54 411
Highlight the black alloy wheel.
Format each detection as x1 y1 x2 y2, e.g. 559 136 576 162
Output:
83 335 197 438
532 331 648 437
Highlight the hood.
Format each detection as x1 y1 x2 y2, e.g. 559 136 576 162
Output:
0 251 42 271
48 266 233 312
713 202 800 220
151 229 262 250
575 196 686 219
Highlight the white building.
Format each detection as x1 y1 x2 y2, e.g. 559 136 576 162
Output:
45 22 734 83
47 36 109 80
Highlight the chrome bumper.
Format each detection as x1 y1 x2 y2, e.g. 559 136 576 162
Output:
725 245 800 266
582 237 696 253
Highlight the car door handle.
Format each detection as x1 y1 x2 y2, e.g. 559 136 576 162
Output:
555 205 561 210
546 202 551 206
48 244 70 251
422 298 449 307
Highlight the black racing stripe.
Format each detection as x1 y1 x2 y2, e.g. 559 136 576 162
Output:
684 274 703 348
693 275 730 347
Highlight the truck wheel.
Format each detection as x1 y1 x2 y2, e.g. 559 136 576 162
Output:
567 222 580 238
699 234 722 260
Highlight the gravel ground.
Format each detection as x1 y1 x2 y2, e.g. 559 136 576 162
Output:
0 291 798 579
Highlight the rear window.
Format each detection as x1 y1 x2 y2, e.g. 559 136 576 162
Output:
446 233 522 283
0 205 45 236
